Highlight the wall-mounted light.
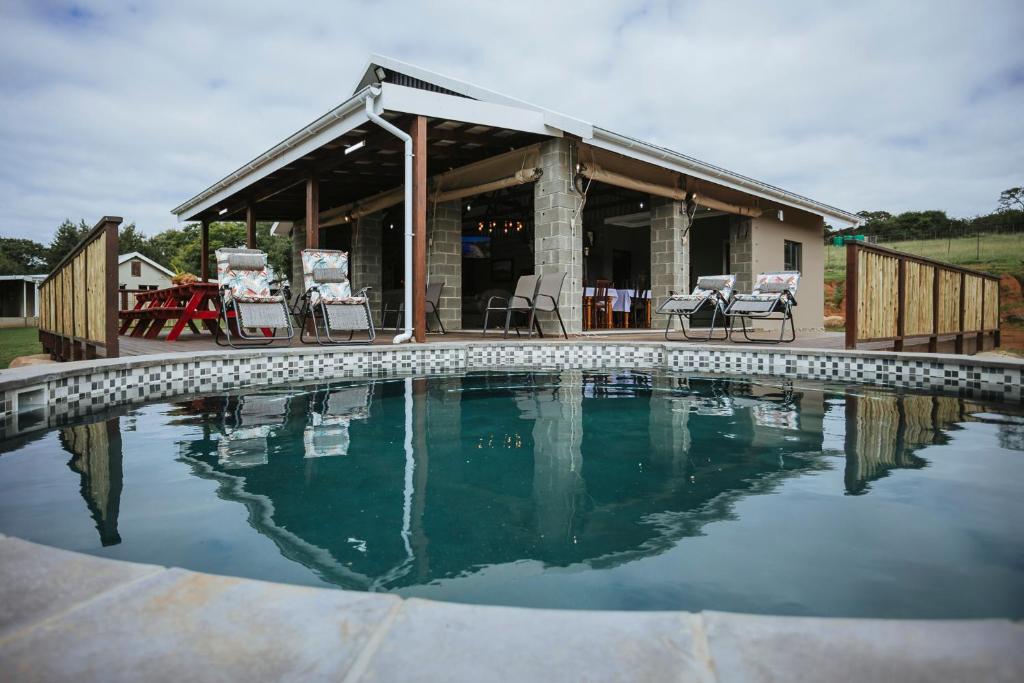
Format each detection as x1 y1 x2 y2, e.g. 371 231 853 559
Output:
639 201 645 210
374 66 387 81
345 140 366 155
218 208 228 215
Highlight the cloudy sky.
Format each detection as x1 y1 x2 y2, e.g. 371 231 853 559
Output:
2 0 1022 240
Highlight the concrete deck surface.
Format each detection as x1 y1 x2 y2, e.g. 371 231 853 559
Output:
1 535 1021 682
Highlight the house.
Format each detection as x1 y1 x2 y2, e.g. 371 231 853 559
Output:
0 275 44 327
118 252 173 292
172 55 860 338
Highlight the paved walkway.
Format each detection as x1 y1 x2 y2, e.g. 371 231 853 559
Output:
1 535 1020 682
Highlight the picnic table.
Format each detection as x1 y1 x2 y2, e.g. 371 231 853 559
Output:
119 282 224 341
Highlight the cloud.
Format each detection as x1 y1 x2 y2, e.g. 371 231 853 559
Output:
1 0 1022 240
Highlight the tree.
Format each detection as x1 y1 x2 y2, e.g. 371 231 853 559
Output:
0 237 48 275
997 187 1024 213
118 223 158 260
46 219 90 269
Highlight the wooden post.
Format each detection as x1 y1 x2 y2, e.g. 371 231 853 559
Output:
200 219 210 282
306 174 320 250
844 243 858 349
894 258 906 351
246 204 257 249
977 278 986 352
929 267 940 353
102 217 120 358
955 271 965 354
410 115 428 343
994 278 1001 348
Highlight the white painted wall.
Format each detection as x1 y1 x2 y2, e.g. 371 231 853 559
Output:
119 258 172 290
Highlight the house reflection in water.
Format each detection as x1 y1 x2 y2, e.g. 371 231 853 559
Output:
61 418 123 546
56 373 988 591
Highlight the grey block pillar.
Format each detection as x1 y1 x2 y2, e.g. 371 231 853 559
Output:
650 197 689 328
427 201 462 331
534 138 582 334
729 217 754 293
352 213 383 325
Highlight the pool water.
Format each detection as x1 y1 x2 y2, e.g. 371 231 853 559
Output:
1 370 1022 617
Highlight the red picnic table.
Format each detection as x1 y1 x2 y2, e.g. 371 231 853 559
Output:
119 282 225 341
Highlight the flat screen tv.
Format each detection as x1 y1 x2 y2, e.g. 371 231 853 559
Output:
462 235 491 259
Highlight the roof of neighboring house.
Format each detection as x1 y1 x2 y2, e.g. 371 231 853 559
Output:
0 274 45 282
173 54 861 227
118 252 174 277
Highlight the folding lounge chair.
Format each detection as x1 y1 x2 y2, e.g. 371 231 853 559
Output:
656 274 736 341
303 384 373 458
215 248 295 349
482 274 540 337
725 271 801 344
298 249 375 345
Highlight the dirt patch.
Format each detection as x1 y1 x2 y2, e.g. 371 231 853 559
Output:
8 354 57 368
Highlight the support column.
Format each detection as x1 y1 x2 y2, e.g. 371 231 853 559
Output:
246 204 256 248
650 197 689 328
410 116 428 342
352 212 383 325
427 200 462 331
200 219 210 281
534 138 582 334
291 220 305 292
305 174 319 250
729 217 754 293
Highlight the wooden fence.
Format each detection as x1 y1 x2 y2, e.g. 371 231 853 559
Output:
38 216 121 360
845 241 1000 353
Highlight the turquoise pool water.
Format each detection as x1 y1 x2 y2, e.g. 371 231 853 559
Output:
1 370 1022 617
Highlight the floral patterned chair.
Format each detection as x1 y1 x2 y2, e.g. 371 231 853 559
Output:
724 271 801 343
215 248 294 348
299 249 375 344
655 274 736 341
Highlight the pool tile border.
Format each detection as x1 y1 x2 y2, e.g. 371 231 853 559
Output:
0 341 1020 440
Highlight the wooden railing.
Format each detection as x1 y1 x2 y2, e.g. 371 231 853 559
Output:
845 241 1000 353
38 216 121 360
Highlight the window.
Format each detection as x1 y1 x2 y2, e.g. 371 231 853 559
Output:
784 240 802 272
130 260 141 277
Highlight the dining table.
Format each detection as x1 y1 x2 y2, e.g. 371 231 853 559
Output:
119 282 226 341
581 287 652 329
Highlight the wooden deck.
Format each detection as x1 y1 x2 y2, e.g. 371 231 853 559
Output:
117 328 863 357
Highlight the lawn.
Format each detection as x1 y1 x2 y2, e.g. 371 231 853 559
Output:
0 327 43 368
825 232 1024 283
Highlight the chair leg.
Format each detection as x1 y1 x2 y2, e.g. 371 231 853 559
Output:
503 308 514 339
555 306 568 339
434 310 446 335
525 308 537 339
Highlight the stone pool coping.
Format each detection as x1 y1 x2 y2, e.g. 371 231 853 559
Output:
2 342 1023 679
1 535 1021 682
2 341 1021 440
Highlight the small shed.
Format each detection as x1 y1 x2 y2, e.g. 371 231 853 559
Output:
0 275 44 327
118 252 174 292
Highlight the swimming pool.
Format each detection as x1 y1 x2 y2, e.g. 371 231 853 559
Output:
1 370 1021 617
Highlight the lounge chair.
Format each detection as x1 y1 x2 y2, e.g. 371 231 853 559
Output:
215 248 295 349
725 271 801 343
304 384 373 458
483 274 540 337
656 274 736 341
298 249 375 345
381 280 446 334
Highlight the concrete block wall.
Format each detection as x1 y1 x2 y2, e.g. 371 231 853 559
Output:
352 213 383 325
729 217 754 293
650 197 690 328
534 138 582 334
427 201 462 331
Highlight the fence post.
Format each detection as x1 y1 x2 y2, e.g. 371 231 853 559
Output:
955 271 965 355
929 268 940 353
844 243 858 349
895 259 906 352
104 218 120 358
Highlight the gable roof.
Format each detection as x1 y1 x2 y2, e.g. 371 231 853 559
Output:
118 252 174 277
173 55 860 227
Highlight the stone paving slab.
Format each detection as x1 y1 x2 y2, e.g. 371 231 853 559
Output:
353 597 715 683
0 537 162 640
703 610 1024 683
0 566 400 683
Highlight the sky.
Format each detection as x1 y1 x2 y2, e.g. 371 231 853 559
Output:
1 0 1022 241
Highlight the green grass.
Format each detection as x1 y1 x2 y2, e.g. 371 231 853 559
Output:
0 327 43 368
825 233 1024 283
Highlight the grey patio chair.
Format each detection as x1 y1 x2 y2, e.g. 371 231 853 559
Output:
656 274 736 342
724 271 801 344
298 249 375 345
531 271 569 339
382 280 446 334
483 274 540 337
214 248 295 349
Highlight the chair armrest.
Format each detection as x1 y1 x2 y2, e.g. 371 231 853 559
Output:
485 295 508 309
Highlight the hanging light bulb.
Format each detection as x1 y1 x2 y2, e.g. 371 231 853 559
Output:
477 221 484 232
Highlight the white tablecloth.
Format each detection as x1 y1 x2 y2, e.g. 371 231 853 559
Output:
583 288 651 313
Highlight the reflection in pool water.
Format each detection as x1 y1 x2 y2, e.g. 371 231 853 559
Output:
1 371 1022 617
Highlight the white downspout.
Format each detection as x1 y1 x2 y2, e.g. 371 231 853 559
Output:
364 88 414 344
